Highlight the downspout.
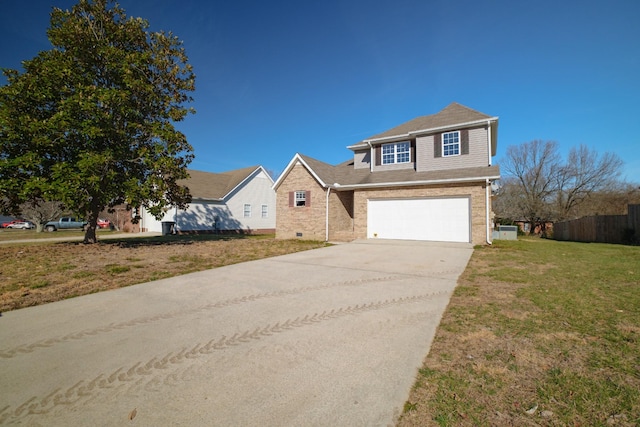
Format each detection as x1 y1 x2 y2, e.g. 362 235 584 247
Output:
487 120 492 166
325 187 331 242
486 179 493 245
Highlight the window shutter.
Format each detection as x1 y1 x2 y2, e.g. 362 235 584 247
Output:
461 129 469 155
375 146 381 166
411 140 416 162
306 190 311 207
289 191 294 207
434 134 442 158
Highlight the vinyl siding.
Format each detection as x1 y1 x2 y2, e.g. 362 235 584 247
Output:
416 126 489 172
224 170 276 230
353 149 370 169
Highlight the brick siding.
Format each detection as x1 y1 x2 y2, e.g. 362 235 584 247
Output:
277 162 493 244
352 183 490 245
276 162 327 240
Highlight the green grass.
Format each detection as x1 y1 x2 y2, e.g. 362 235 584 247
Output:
72 271 96 279
105 264 131 274
399 238 640 427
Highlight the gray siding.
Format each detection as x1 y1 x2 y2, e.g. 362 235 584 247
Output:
416 126 489 172
354 149 370 169
372 162 415 172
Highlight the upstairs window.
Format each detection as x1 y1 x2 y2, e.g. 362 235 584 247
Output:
261 204 268 218
243 204 251 217
381 141 410 165
443 131 460 156
295 191 306 207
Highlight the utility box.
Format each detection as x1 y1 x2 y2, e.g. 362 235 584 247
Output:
496 225 518 240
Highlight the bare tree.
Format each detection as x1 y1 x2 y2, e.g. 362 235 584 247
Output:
499 140 562 234
19 199 65 232
553 145 624 220
496 141 625 235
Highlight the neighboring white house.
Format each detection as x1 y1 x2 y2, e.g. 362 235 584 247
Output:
139 166 276 234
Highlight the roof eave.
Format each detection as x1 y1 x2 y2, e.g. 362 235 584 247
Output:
190 197 224 203
272 154 328 191
348 117 499 150
220 166 271 200
332 174 501 190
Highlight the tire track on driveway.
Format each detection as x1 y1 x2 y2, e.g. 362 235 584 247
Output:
0 275 405 359
0 290 450 424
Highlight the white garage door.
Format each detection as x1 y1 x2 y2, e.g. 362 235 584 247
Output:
367 197 470 243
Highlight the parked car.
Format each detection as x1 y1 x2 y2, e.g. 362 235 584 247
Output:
97 218 111 229
7 221 35 229
2 219 27 228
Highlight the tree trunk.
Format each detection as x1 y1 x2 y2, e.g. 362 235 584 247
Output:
84 223 98 244
84 207 100 244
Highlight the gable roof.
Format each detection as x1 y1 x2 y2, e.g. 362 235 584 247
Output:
272 154 331 190
349 103 498 153
181 166 272 200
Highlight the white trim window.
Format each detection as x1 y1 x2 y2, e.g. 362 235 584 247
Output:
382 141 410 165
261 204 268 218
295 191 306 207
243 204 251 218
443 131 460 156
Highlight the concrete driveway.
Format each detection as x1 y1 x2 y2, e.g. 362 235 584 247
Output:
0 240 473 426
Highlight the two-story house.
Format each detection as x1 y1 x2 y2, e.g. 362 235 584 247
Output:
273 103 500 244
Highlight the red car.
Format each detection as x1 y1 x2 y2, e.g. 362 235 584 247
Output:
2 219 27 228
97 218 111 229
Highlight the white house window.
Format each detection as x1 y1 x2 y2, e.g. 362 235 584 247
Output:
243 204 251 217
443 131 460 156
261 204 268 218
295 191 306 207
382 141 410 164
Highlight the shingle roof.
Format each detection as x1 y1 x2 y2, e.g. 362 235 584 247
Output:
297 154 337 185
180 166 262 200
357 102 494 144
295 154 499 189
333 163 500 188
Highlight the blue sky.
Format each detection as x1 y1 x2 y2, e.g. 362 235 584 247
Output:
2 0 639 181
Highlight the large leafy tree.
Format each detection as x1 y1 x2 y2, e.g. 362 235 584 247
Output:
0 0 195 243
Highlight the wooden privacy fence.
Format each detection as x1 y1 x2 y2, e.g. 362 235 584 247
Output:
554 204 640 244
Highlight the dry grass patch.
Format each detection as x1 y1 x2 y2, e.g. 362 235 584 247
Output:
398 238 640 427
0 235 328 311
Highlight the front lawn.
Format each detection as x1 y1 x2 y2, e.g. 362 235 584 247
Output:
0 235 328 311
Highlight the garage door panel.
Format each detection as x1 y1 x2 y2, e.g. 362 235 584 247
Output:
367 197 470 243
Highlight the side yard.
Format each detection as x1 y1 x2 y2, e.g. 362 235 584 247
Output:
0 235 327 312
398 238 640 426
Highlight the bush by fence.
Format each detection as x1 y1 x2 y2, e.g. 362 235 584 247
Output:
554 204 639 244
